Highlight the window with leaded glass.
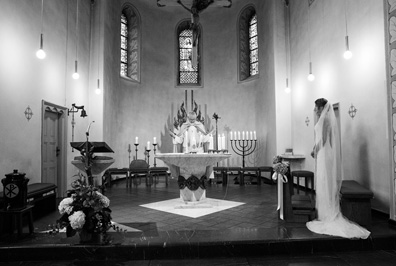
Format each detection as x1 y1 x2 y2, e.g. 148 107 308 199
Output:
120 4 140 82
177 21 201 86
238 6 258 82
120 13 128 77
249 14 258 76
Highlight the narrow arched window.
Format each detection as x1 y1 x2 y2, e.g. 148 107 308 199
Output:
177 20 202 86
238 6 258 82
120 4 140 82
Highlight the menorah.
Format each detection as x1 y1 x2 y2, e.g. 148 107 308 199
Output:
230 131 257 167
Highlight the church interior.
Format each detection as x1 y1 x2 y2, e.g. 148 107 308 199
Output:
1 0 396 264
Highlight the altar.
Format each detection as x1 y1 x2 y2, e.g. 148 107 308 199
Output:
155 153 230 202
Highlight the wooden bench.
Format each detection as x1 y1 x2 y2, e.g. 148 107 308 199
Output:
340 180 373 228
1 183 57 218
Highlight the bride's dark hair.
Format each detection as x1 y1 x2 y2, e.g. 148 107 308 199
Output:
315 98 328 108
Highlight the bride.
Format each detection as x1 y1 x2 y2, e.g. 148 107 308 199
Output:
306 98 370 239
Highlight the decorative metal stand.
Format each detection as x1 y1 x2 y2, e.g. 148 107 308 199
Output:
146 148 151 166
134 144 139 159
128 144 131 166
153 143 157 167
230 140 257 167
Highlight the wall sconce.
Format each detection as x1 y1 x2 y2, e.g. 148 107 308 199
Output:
68 103 87 117
68 103 87 151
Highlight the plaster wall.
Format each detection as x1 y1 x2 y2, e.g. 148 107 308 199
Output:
0 0 94 194
289 0 389 212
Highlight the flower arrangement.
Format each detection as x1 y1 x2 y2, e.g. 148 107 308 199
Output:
272 155 290 183
57 177 112 240
272 155 289 175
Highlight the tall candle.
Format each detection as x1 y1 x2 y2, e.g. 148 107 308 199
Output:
238 131 240 140
153 137 157 144
230 132 233 141
222 133 226 150
242 131 245 140
147 141 150 150
234 131 236 141
135 137 138 144
250 131 253 140
253 131 256 140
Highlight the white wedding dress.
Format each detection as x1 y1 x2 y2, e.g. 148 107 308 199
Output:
306 102 370 239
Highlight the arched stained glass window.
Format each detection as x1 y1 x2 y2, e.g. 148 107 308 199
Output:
120 4 140 82
177 20 201 86
249 14 258 76
238 5 258 82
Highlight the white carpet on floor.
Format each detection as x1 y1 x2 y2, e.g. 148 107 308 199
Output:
140 198 245 218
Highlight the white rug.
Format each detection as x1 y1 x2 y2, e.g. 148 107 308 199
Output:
140 198 245 218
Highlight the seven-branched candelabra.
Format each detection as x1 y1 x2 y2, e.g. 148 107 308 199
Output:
230 139 257 167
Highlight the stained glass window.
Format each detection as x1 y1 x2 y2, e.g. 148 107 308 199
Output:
178 21 200 86
120 13 128 77
238 6 258 81
249 14 258 76
120 5 140 82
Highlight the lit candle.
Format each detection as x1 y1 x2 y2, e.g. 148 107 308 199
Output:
250 131 253 140
135 137 138 144
253 131 256 140
147 141 150 150
234 131 236 141
153 137 157 144
242 131 245 140
230 132 233 141
238 131 240 140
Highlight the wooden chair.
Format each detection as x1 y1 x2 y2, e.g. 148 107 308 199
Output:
128 159 150 187
149 166 169 186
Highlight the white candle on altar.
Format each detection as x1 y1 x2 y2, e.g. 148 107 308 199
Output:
153 137 157 144
254 131 256 140
238 131 240 140
218 135 222 150
147 141 150 150
222 133 226 150
234 131 236 141
230 132 233 141
242 131 245 140
135 137 138 144
250 131 253 140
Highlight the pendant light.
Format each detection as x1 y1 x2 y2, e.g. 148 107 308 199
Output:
72 0 80 79
343 0 352 60
36 0 46 59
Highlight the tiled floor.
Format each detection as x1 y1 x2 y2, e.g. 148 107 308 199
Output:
1 174 396 265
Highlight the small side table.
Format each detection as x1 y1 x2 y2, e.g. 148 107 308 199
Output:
0 205 34 238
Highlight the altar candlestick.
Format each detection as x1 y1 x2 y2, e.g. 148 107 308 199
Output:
135 137 138 144
153 137 157 144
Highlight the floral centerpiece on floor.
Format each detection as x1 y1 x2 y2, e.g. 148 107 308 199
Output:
57 177 112 243
272 155 289 182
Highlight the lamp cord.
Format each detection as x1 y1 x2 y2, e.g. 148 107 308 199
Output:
75 0 79 60
40 0 44 33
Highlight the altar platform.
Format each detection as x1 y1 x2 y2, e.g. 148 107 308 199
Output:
1 175 396 265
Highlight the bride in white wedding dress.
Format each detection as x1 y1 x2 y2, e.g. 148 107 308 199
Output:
306 98 370 239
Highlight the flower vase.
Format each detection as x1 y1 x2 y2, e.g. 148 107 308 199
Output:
79 230 103 244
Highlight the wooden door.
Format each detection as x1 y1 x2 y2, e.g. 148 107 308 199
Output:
42 111 59 185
